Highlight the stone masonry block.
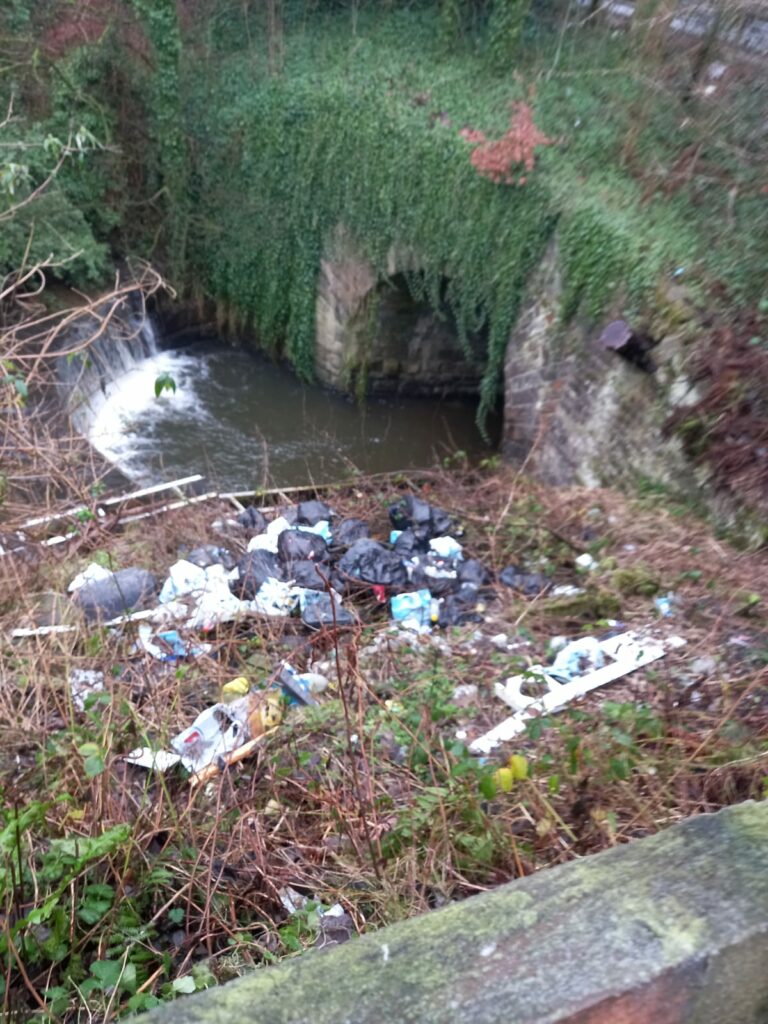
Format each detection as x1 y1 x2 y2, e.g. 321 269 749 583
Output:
143 802 768 1024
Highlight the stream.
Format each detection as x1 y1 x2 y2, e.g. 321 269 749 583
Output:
81 338 494 489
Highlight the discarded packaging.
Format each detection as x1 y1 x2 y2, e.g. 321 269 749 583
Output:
458 559 491 586
499 567 549 595
186 545 236 571
470 630 686 754
279 886 309 915
235 550 284 598
278 664 322 705
575 553 598 571
278 529 329 565
68 563 112 593
429 536 463 561
137 625 211 661
184 576 243 630
297 499 333 526
334 518 369 546
654 592 678 618
287 559 328 590
156 560 245 630
548 636 605 681
388 494 456 539
221 676 251 700
390 589 435 632
439 585 485 627
300 589 354 629
123 748 185 772
159 560 205 604
337 539 408 588
237 506 268 534
315 903 355 948
246 516 292 554
252 577 301 617
125 689 283 781
74 567 158 621
297 520 333 543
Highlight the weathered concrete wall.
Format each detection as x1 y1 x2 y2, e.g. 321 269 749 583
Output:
315 230 377 390
144 801 768 1024
315 230 484 396
503 239 705 497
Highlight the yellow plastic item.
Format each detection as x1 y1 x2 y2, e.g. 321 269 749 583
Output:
507 754 529 780
246 689 283 738
221 676 251 700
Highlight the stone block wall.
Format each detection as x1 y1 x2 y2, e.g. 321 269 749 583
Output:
314 229 484 397
143 802 768 1024
503 240 703 497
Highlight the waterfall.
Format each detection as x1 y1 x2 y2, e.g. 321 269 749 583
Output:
55 299 209 482
58 302 161 435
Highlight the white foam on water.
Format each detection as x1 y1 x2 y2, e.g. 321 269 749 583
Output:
86 348 212 480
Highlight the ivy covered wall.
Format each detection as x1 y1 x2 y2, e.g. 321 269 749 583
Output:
4 0 765 430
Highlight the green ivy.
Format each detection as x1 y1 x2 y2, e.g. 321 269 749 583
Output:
130 0 189 278
183 62 556 429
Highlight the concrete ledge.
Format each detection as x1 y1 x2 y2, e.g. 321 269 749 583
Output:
144 802 768 1024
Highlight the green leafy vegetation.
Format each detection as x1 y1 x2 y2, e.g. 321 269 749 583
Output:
3 0 766 426
176 3 765 427
1 470 767 1019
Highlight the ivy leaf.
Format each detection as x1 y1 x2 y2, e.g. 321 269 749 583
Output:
77 742 105 777
154 372 177 397
172 975 197 995
478 773 497 800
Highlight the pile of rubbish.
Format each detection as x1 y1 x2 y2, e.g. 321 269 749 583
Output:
64 494 505 641
46 490 685 781
468 630 685 754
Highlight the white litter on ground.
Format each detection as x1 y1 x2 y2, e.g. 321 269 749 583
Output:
469 630 686 754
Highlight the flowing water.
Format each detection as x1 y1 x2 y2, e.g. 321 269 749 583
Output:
65 322 494 490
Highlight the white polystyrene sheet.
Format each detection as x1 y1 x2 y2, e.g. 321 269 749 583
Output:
469 631 685 754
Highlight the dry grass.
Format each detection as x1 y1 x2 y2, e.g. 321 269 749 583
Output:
0 466 766 1018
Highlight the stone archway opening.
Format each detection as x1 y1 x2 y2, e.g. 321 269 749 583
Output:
356 273 488 398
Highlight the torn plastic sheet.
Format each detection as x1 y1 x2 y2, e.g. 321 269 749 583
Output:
390 589 436 633
251 577 302 616
469 631 686 754
279 886 309 915
68 563 112 593
300 589 354 629
12 603 184 638
159 559 208 604
171 701 250 773
297 520 333 543
157 560 245 631
246 516 292 554
184 581 243 631
123 747 184 772
279 663 321 706
428 536 463 561
548 636 605 681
